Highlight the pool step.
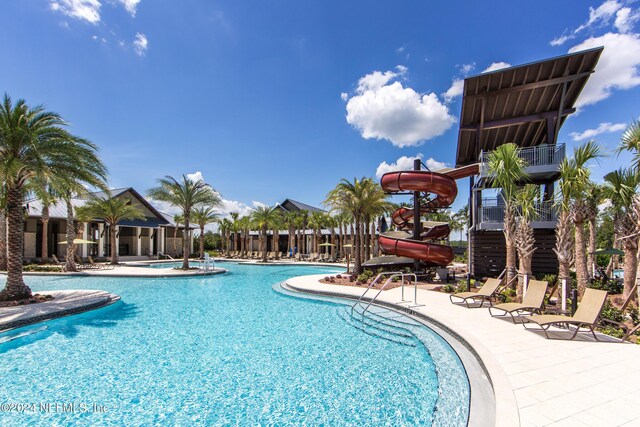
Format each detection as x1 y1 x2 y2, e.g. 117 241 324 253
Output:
351 304 422 329
336 308 417 347
344 306 415 338
0 325 48 344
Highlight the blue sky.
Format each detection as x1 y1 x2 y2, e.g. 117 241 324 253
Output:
1 0 639 217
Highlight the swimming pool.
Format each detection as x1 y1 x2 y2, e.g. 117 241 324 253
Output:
0 264 470 426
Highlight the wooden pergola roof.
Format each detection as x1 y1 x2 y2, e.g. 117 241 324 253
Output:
455 47 603 167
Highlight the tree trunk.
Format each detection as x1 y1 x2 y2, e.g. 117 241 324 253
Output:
364 216 371 261
41 206 50 261
354 215 363 275
0 186 32 301
503 206 518 297
554 210 574 301
262 226 268 262
173 226 178 256
330 225 335 259
0 210 7 271
110 225 118 264
65 198 77 272
623 245 638 301
588 218 597 279
516 219 536 295
199 225 205 258
574 221 589 296
182 217 190 269
274 229 280 260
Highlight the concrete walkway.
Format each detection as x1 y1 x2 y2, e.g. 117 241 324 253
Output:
0 290 120 331
286 274 640 427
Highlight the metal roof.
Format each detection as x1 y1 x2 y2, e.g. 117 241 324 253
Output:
455 47 603 167
277 199 325 213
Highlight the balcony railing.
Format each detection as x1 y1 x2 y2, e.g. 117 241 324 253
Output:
478 198 558 229
479 143 565 177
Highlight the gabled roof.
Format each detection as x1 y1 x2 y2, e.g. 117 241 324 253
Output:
25 187 171 226
277 199 325 213
456 47 603 166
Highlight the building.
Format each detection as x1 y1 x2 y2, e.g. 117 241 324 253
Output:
23 188 194 261
455 47 604 277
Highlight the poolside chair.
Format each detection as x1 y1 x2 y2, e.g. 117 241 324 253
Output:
449 278 503 308
75 255 90 269
488 280 548 323
87 256 105 270
522 288 608 340
51 254 65 270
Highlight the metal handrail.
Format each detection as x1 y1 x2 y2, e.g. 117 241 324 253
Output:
350 272 402 317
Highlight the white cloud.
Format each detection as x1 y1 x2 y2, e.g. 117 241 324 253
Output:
50 0 102 24
482 62 511 73
443 79 464 103
344 67 456 147
340 92 348 101
550 0 627 45
375 154 447 178
569 122 627 141
550 33 575 47
576 0 622 33
133 32 148 56
215 198 263 218
116 0 141 17
459 63 475 75
615 7 640 33
569 32 640 107
186 171 205 183
92 35 106 43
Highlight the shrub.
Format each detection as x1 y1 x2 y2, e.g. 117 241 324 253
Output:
598 325 625 339
628 307 639 326
600 300 625 323
23 265 63 272
442 284 456 293
500 288 517 303
588 279 623 295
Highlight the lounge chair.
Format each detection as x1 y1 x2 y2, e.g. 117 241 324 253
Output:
449 278 503 308
87 256 105 270
488 280 548 323
522 288 608 340
51 254 65 270
75 255 90 269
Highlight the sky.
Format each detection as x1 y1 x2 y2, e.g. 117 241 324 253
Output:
1 0 639 219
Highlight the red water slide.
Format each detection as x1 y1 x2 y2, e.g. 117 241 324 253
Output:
379 171 458 267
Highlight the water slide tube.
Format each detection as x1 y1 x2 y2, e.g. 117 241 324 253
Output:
379 171 458 267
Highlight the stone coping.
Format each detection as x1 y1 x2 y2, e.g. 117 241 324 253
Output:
0 290 120 332
284 274 640 426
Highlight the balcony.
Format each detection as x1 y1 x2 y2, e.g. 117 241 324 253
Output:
476 198 558 231
479 143 565 181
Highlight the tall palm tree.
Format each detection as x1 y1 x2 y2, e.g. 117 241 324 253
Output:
603 169 639 300
0 95 107 301
618 119 640 175
229 212 240 253
560 141 602 295
309 211 325 255
172 214 184 257
0 187 6 271
585 184 604 278
148 175 220 269
361 179 391 261
271 211 284 259
282 211 297 256
514 185 539 287
76 194 144 264
298 210 309 255
325 177 368 275
487 143 529 297
218 218 232 256
192 206 220 259
251 206 280 262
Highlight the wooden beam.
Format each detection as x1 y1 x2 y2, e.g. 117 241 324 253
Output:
460 108 576 131
465 71 592 99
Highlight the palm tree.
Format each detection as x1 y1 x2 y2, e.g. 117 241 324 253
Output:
514 185 539 287
218 218 232 256
618 119 640 175
282 211 297 256
325 177 369 275
251 206 280 262
585 184 604 278
76 194 144 264
560 141 603 295
192 206 220 259
309 212 325 255
0 188 6 271
0 95 107 301
229 212 240 253
173 214 184 257
603 169 639 300
361 179 391 261
271 211 284 259
148 175 220 269
487 143 529 298
298 210 309 255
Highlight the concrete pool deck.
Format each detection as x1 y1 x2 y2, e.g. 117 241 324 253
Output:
0 290 120 332
285 274 640 427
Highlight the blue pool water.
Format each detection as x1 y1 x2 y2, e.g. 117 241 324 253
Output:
0 264 470 426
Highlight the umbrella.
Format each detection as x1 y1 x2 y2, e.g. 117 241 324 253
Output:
591 248 624 256
58 239 98 245
318 243 335 246
343 244 353 248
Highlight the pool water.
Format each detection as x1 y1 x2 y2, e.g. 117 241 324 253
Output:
0 264 470 426
613 269 624 279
